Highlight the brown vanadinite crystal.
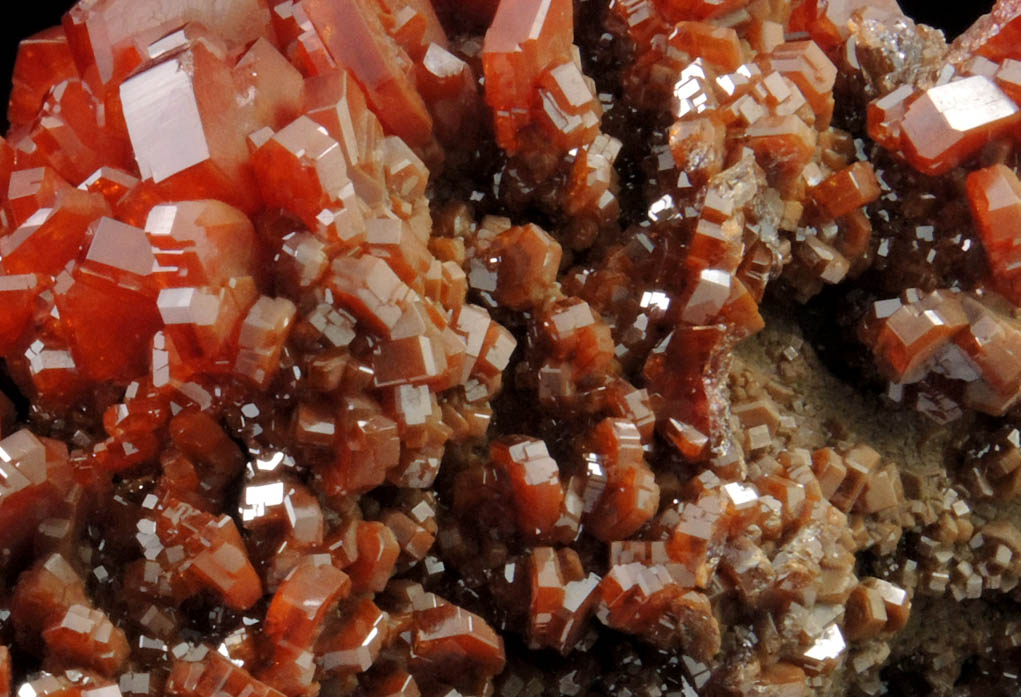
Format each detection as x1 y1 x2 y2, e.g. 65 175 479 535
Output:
5 0 1021 694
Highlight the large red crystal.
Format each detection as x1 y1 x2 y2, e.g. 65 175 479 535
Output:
118 39 257 211
952 0 1021 63
154 498 263 610
0 432 72 559
302 0 435 149
899 76 1021 175
167 646 285 697
491 436 565 540
967 164 1021 303
482 0 574 151
8 27 80 128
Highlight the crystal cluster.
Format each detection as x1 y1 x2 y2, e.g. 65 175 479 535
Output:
2 0 1021 695
1 1 507 694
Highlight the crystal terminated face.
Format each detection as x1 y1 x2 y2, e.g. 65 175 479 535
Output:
120 58 210 183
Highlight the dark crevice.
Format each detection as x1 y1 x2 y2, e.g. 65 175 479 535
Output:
880 658 938 697
899 0 996 39
778 283 884 394
0 359 29 423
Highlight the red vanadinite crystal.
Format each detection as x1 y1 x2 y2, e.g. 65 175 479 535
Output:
899 76 1021 176
482 0 575 151
788 0 901 50
302 0 435 149
318 597 390 675
967 164 1021 303
951 0 1021 63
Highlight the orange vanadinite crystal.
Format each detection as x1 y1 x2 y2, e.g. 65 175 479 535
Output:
251 118 352 231
669 116 725 187
382 509 435 559
4 166 71 229
810 162 881 219
0 274 41 353
644 325 731 459
743 114 818 190
328 255 413 337
861 577 911 632
995 58 1021 103
80 166 139 205
154 498 263 610
654 0 751 21
146 200 257 288
417 43 470 100
7 27 80 128
899 76 1021 176
954 297 1021 414
768 41 837 128
2 187 108 275
967 164 1021 303
63 0 271 92
844 582 888 640
233 39 305 133
233 296 298 388
536 60 602 151
326 396 402 495
0 136 13 201
538 297 615 379
669 23 742 73
379 0 449 59
490 436 564 539
0 432 72 559
860 290 970 383
418 46 482 146
347 521 400 593
261 555 351 695
788 0 902 51
302 0 435 149
26 78 123 184
118 38 257 212
360 671 420 697
596 562 720 658
168 646 286 697
586 419 660 540
303 71 385 200
56 275 162 384
264 555 350 647
482 0 574 151
486 223 563 310
951 0 1021 63
41 604 130 676
866 84 915 151
168 409 246 506
318 597 390 675
528 547 599 653
409 598 506 684
365 218 433 291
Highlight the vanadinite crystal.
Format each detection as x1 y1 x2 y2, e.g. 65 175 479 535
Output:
4 0 1021 694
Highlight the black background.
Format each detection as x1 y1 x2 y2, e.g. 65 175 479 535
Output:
0 0 1000 133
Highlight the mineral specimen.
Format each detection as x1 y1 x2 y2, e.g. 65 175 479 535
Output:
1 0 1021 695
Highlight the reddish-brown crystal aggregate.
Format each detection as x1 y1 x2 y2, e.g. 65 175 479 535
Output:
5 0 1021 694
